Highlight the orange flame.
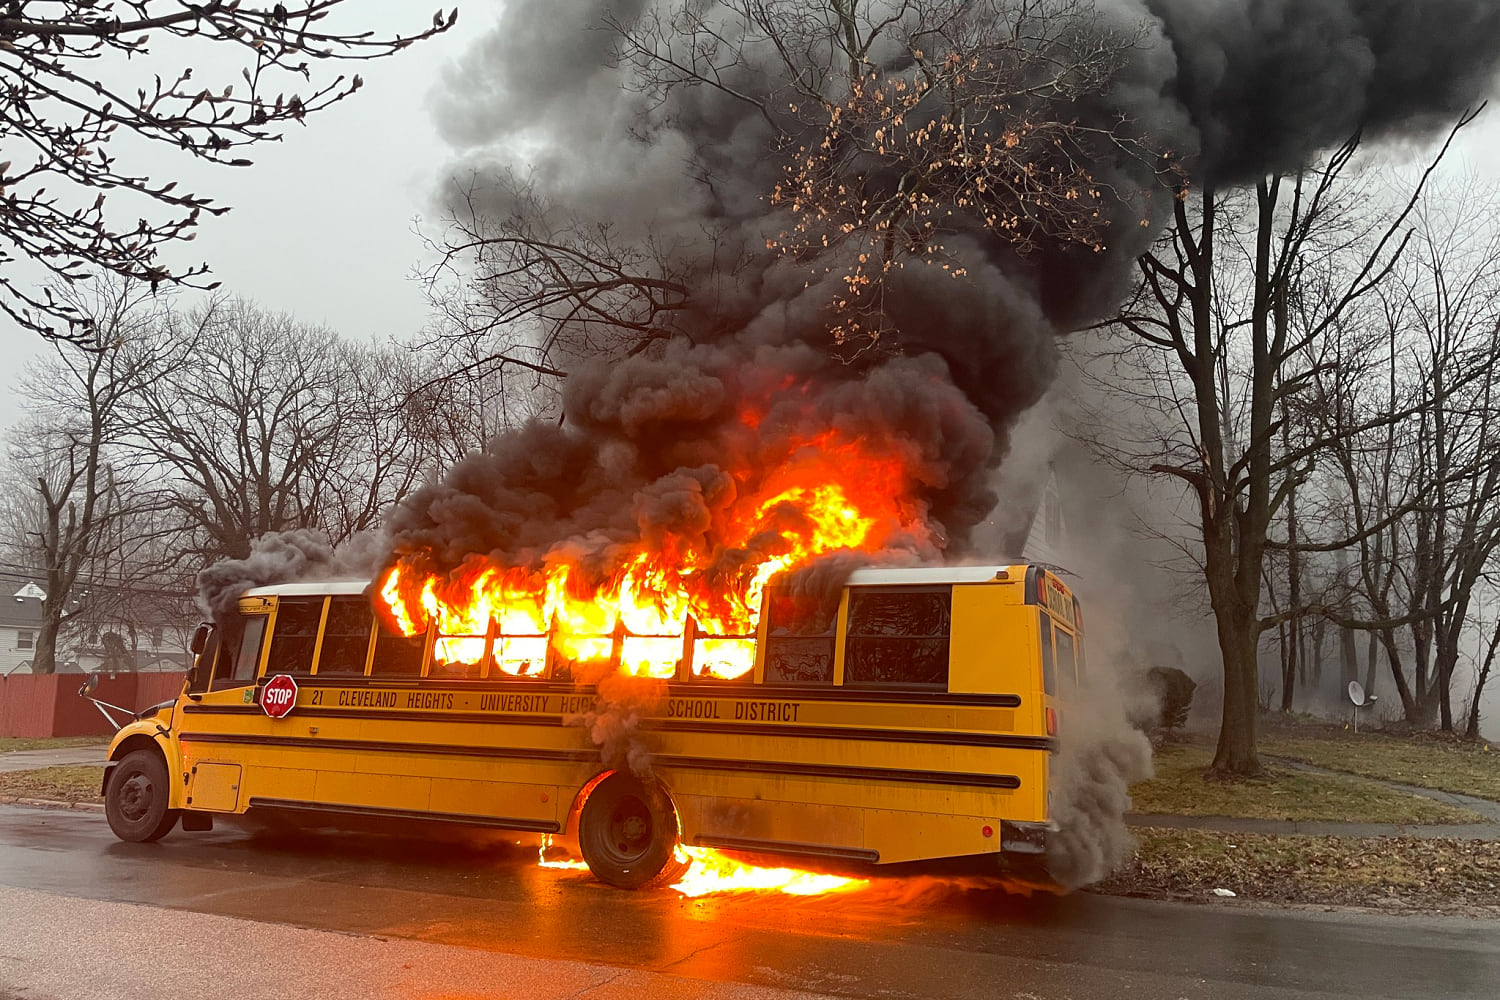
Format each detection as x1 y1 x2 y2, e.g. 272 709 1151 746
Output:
537 835 590 871
532 838 869 897
669 846 869 897
377 431 928 680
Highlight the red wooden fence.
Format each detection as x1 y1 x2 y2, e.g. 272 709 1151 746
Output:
0 672 187 738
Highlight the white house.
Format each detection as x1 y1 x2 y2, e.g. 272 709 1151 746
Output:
0 588 44 676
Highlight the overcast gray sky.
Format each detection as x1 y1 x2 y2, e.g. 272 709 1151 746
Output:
0 5 1497 434
0 5 492 426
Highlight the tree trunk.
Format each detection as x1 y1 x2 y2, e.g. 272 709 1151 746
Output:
1279 622 1296 712
1278 621 1293 712
1281 402 1299 713
1381 628 1422 722
1464 618 1499 741
1213 616 1263 773
1437 626 1460 732
32 606 64 675
1207 524 1263 773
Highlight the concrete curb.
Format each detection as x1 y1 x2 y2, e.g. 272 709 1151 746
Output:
0 795 105 813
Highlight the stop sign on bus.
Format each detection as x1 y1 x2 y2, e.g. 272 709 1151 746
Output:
260 674 298 718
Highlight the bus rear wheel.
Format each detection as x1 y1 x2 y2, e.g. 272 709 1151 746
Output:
577 774 688 889
105 749 179 843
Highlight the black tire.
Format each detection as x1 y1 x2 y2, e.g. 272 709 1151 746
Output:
105 749 179 843
577 774 689 889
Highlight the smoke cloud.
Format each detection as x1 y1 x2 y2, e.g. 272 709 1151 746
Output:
384 340 973 580
1047 681 1155 888
196 529 384 627
565 669 668 779
1130 0 1500 184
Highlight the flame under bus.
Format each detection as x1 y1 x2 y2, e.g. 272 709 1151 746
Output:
101 564 1084 886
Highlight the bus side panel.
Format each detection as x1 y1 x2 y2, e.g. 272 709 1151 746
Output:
315 767 432 812
947 585 1034 712
674 791 863 852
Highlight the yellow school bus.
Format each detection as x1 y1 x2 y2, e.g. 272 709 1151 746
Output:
101 564 1083 888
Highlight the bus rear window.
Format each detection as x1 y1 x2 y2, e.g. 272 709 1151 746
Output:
1039 613 1056 696
1055 627 1076 688
844 586 951 688
763 588 839 684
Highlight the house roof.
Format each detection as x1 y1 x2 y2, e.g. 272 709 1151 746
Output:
0 595 44 629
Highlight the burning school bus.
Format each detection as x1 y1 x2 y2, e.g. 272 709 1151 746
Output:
100 563 1082 889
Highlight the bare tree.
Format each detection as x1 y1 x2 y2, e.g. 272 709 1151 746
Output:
2 278 184 673
0 2 453 342
1095 124 1470 775
118 297 426 562
1320 177 1500 731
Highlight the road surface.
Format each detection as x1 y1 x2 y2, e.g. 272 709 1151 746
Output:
0 804 1494 999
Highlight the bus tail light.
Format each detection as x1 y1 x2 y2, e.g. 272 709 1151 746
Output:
1045 707 1058 736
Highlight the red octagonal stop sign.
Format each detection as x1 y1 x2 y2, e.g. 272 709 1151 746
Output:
260 674 299 719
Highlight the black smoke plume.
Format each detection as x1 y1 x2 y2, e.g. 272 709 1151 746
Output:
565 667 667 779
197 529 383 627
1133 0 1500 184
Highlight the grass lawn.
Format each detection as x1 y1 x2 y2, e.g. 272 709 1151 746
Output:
1259 728 1500 802
0 736 109 753
1130 745 1488 824
0 765 104 803
1101 827 1500 911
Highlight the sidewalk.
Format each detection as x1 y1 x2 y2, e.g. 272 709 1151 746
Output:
1129 755 1500 840
1126 813 1500 840
0 747 107 773
1268 756 1500 823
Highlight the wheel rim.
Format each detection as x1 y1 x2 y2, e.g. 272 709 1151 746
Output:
603 796 653 864
118 770 154 822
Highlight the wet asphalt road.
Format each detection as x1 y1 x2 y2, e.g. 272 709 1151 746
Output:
0 804 1496 1000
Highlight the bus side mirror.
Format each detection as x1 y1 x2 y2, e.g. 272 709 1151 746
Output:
190 622 213 655
79 672 100 698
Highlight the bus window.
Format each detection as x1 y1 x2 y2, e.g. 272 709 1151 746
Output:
371 619 425 677
763 588 839 685
691 633 755 680
431 628 486 679
265 597 325 675
844 586 951 688
1039 613 1056 696
494 633 548 677
316 596 375 675
212 614 268 690
1055 626 1076 687
620 633 682 679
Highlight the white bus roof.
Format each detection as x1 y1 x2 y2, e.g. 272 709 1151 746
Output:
844 565 1027 585
240 565 1030 599
242 579 371 597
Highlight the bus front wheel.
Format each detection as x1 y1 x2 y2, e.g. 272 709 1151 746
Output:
577 774 688 889
105 749 179 843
